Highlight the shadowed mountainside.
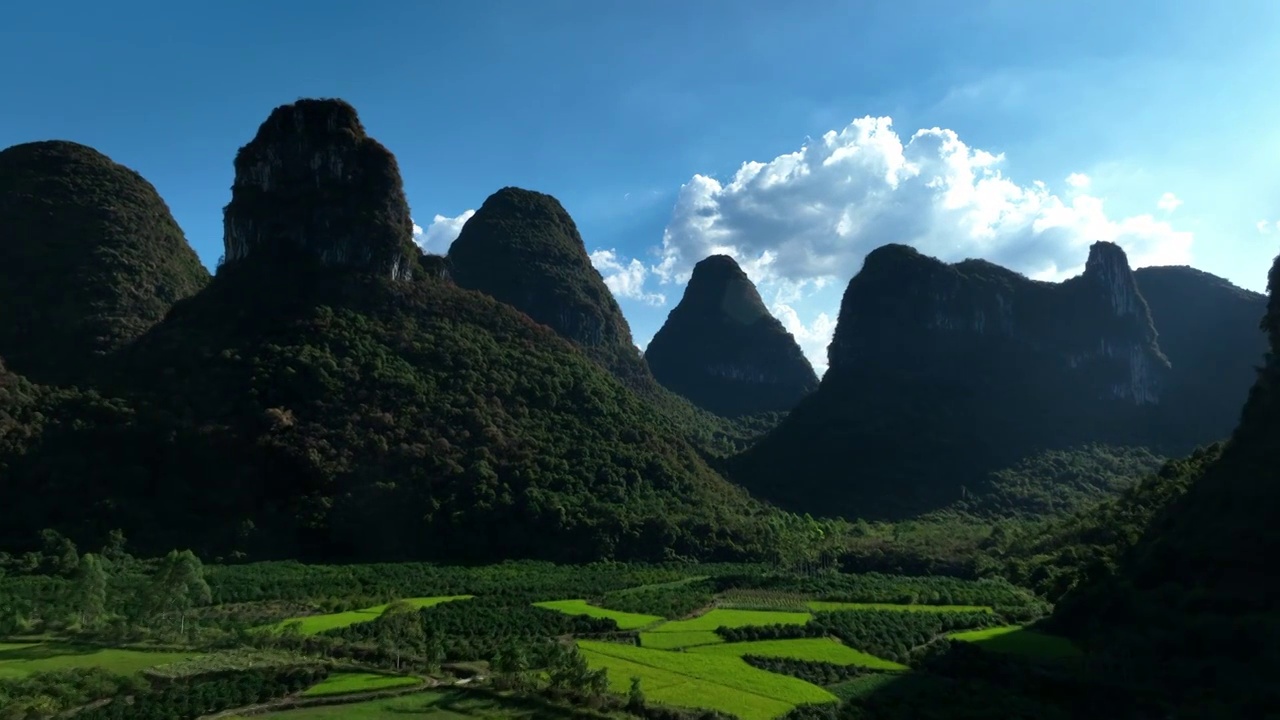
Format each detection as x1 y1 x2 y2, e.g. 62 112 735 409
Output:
644 254 818 417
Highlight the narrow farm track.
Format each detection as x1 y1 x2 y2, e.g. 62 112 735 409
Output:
196 675 467 719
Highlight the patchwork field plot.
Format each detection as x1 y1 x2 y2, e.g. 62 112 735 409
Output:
301 671 424 696
532 599 662 630
578 639 835 720
807 601 993 613
688 638 908 670
647 608 812 634
638 630 724 650
269 595 473 635
948 625 1080 659
0 642 200 679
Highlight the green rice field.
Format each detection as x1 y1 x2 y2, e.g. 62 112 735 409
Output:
300 671 423 696
532 599 663 630
948 625 1081 659
647 609 813 634
688 638 908 670
638 630 725 650
577 639 836 720
0 642 201 679
268 596 473 635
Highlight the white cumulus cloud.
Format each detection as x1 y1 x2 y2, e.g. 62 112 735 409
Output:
771 302 839 377
1157 192 1183 213
600 115 1196 372
1066 172 1091 189
589 249 667 306
653 116 1193 287
414 211 476 251
1258 220 1280 235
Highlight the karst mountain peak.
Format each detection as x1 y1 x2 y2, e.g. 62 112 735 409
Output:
445 185 649 382
0 138 209 385
220 97 419 281
644 253 818 417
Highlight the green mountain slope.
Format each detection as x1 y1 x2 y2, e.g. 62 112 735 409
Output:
445 186 768 454
1037 254 1280 716
0 99 776 564
0 140 210 385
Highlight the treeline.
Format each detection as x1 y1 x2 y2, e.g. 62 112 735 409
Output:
740 656 866 687
200 560 762 605
715 571 1041 610
596 579 717 619
0 666 325 720
325 596 618 664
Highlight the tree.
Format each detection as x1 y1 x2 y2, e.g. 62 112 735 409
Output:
147 550 211 636
73 553 108 628
101 530 130 564
39 529 78 576
627 675 646 711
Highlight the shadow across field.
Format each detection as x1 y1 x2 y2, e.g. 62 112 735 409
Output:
0 643 98 661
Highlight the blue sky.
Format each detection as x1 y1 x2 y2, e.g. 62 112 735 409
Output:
4 0 1278 372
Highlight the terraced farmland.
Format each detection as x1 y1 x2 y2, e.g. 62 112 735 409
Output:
688 638 907 670
948 625 1081 659
301 671 424 696
0 642 201 679
647 608 812 634
578 639 836 720
532 599 662 630
268 596 474 635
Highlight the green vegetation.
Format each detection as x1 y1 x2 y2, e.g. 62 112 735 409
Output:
688 639 906 671
0 140 209 386
579 639 835 720
946 626 1080 659
806 602 990 614
232 689 613 718
598 577 717 619
272 596 473 635
0 643 199 679
533 600 663 630
300 671 422 696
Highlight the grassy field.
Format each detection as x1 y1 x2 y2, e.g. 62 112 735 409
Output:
806 601 993 613
638 630 725 650
688 638 908 671
301 671 424 696
231 689 619 718
532 599 663 630
646 609 812 634
578 639 835 720
269 596 473 635
948 625 1081 659
0 642 200 679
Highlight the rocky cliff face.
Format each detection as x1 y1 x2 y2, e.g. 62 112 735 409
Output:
730 242 1183 520
445 187 649 384
221 98 418 280
0 140 210 385
827 242 1167 403
1045 255 1280 716
1133 266 1267 445
644 255 818 416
